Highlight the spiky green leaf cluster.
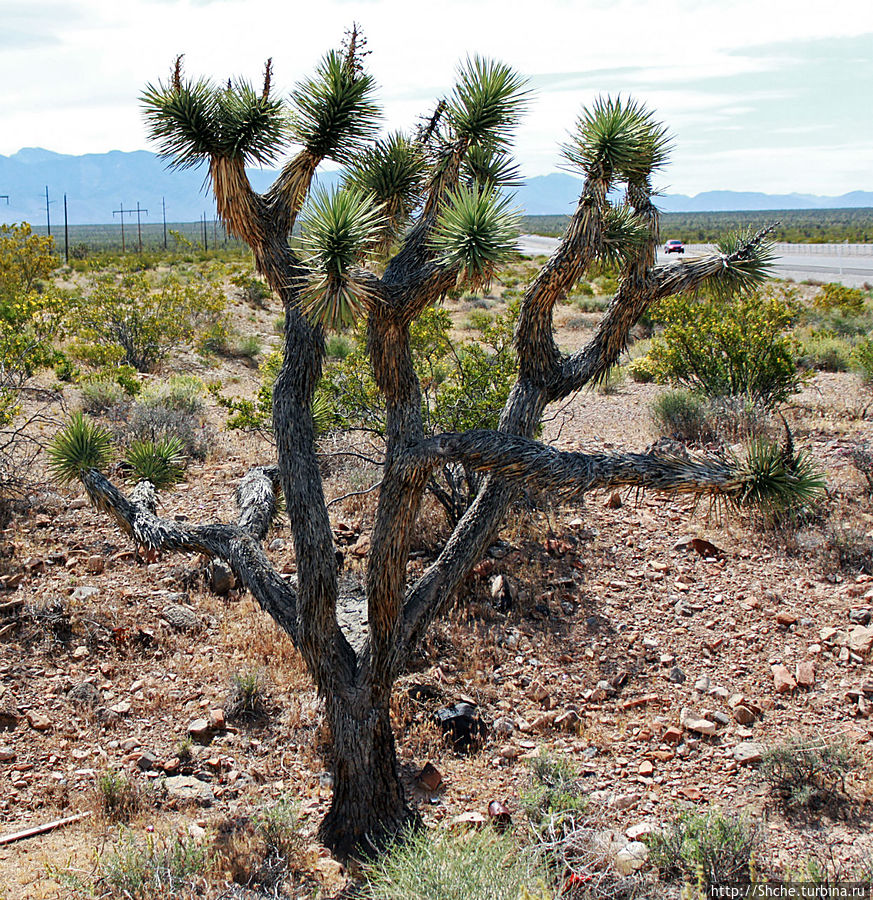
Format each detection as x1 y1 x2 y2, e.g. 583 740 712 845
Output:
142 63 287 168
562 96 671 185
429 186 520 288
598 205 654 268
299 186 384 329
124 436 186 490
47 412 114 484
289 49 380 161
734 439 825 514
447 56 528 150
344 133 426 247
460 144 522 190
712 228 778 299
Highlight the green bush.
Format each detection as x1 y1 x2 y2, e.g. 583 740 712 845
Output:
139 375 205 415
59 829 209 898
758 737 855 810
80 378 127 415
627 355 659 384
644 288 803 407
96 769 143 823
361 826 552 900
230 268 271 305
813 283 866 317
71 272 226 372
521 753 587 839
117 401 214 461
123 436 186 489
649 807 759 886
798 330 853 372
852 337 873 383
651 390 713 443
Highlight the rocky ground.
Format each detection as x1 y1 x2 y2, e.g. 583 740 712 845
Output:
1 281 872 898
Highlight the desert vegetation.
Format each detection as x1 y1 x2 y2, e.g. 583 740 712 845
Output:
1 30 873 900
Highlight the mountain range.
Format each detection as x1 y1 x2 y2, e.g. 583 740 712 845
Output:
1 148 871 226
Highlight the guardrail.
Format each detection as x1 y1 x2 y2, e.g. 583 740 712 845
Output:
680 243 873 257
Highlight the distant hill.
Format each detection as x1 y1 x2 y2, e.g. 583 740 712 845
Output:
1 148 871 225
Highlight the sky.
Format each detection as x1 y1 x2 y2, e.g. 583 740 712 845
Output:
2 0 872 196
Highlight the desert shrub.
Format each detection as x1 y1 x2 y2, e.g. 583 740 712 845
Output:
852 337 873 383
60 829 210 898
643 288 803 407
225 669 271 723
522 753 588 838
813 283 866 317
650 390 714 443
71 271 226 371
325 333 352 359
361 825 552 900
648 807 759 886
96 770 143 823
797 330 853 372
138 375 205 415
823 525 873 575
80 378 127 414
213 796 305 891
230 268 271 305
118 401 214 461
0 223 62 507
758 737 855 810
627 355 659 383
463 308 494 331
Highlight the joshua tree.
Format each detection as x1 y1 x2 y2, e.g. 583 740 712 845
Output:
51 33 821 856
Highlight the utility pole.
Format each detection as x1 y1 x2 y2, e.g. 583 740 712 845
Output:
113 202 133 254
202 212 208 252
133 201 148 254
64 194 69 265
162 197 167 250
45 186 55 237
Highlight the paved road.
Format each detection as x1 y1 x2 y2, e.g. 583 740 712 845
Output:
517 235 873 288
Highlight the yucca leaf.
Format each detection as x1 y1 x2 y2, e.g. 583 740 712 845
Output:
213 78 288 165
142 68 220 169
298 186 384 328
345 133 426 248
447 57 529 149
562 96 671 185
461 145 522 190
289 49 380 162
429 185 520 289
598 205 655 269
47 413 115 484
733 439 825 514
710 228 778 299
124 436 186 490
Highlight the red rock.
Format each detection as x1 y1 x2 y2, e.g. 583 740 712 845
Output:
663 726 683 745
638 760 654 777
679 786 702 801
795 660 815 688
771 665 796 694
732 705 757 725
208 708 226 731
418 762 443 791
776 611 798 626
85 555 105 574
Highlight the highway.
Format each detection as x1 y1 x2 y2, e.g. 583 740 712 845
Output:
517 235 873 288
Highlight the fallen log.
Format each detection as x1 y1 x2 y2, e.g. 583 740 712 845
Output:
0 811 92 846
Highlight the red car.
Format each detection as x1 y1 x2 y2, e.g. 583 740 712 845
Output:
664 240 685 254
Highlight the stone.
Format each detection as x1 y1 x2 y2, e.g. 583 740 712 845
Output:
555 710 580 732
208 708 226 731
164 775 214 805
162 604 200 632
187 719 213 741
26 711 52 732
208 562 234 596
69 497 89 510
733 742 765 765
694 677 710 693
848 626 873 655
667 666 686 684
795 660 816 687
638 760 654 777
85 555 105 575
614 842 649 875
684 717 716 737
711 711 730 726
72 645 89 659
775 610 797 626
0 747 16 762
626 822 658 841
71 586 99 602
137 752 158 771
771 665 796 694
663 726 683 745
849 608 872 626
733 705 757 725
605 491 623 509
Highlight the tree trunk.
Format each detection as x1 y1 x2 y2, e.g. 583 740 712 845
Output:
318 691 417 858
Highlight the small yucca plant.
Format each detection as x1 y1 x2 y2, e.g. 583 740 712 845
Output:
124 436 186 489
47 412 115 484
